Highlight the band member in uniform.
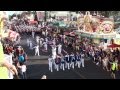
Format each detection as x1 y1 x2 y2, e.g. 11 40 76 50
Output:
55 55 61 71
29 40 33 49
27 38 30 47
70 52 76 69
48 55 53 72
45 37 48 44
57 43 62 55
32 30 35 39
60 54 65 71
65 53 70 69
80 52 85 68
43 41 47 52
33 44 40 56
39 38 43 47
45 29 48 37
42 30 45 37
75 52 81 68
51 45 57 60
63 34 66 44
36 36 40 45
52 38 56 45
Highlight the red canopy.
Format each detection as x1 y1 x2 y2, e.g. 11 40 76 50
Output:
107 43 120 48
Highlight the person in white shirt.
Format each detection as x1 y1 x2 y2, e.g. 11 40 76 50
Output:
52 38 56 45
51 45 57 60
45 37 48 43
75 52 81 68
18 63 27 79
57 43 62 55
63 35 66 43
80 53 85 68
48 56 53 72
60 54 65 71
33 45 40 56
45 29 48 37
70 53 75 69
55 55 61 71
39 38 43 47
29 41 33 49
32 31 35 39
42 30 45 36
65 53 70 70
36 36 40 45
43 42 47 52
27 38 30 47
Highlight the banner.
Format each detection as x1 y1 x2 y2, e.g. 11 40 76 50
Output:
36 11 45 21
8 30 19 41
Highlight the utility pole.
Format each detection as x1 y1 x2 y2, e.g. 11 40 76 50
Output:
45 11 47 22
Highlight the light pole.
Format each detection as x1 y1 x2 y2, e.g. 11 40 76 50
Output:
44 11 48 22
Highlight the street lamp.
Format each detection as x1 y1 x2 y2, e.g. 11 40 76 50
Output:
44 11 47 22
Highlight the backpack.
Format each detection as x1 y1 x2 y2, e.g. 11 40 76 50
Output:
18 55 25 62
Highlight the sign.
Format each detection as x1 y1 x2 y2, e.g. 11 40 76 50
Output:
36 11 45 21
99 20 114 34
8 30 19 41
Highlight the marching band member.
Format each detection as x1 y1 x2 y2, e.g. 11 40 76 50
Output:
27 38 30 47
36 36 40 45
39 37 43 47
60 54 65 71
33 44 40 56
29 40 33 49
80 52 85 68
57 43 62 55
45 37 48 43
32 30 35 39
51 45 57 60
65 53 70 69
43 41 47 52
45 29 48 37
52 38 56 45
55 55 61 71
48 55 53 72
42 30 45 37
75 52 81 68
70 52 75 69
63 34 66 44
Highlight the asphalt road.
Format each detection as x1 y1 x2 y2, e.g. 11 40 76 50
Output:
26 59 120 79
19 33 120 79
